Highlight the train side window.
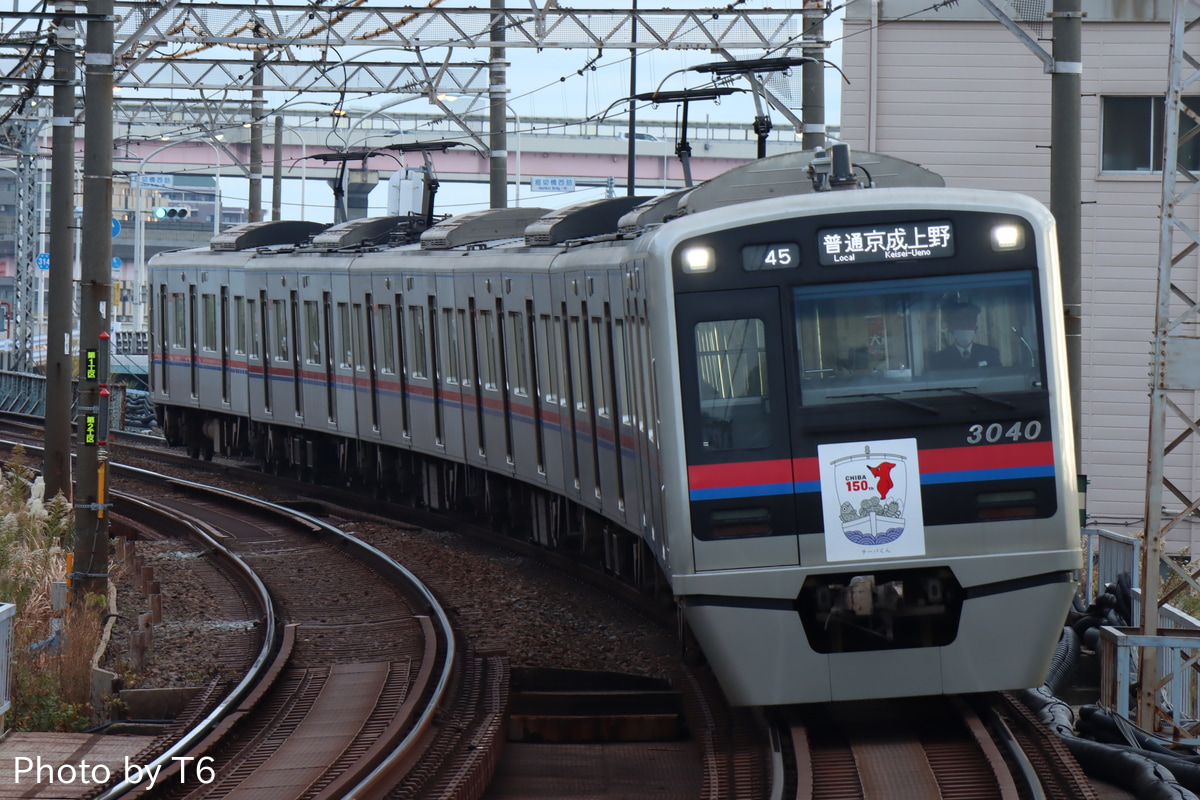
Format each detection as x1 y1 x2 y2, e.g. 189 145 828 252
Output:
379 303 396 374
352 304 366 372
202 294 217 351
272 299 289 362
479 309 498 390
554 314 569 409
337 302 352 368
569 316 587 412
636 311 652 437
457 309 471 388
590 315 611 418
233 296 246 355
538 314 559 405
507 310 528 396
247 298 260 358
304 301 321 364
324 293 336 424
443 309 459 383
171 292 186 347
395 298 410 437
695 318 771 451
613 318 632 427
409 305 428 379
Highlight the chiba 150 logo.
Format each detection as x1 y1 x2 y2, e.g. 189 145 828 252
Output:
818 438 926 562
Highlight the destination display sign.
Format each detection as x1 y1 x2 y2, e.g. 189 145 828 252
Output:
818 220 954 266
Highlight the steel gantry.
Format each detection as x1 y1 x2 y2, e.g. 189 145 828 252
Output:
0 118 39 373
1139 0 1200 734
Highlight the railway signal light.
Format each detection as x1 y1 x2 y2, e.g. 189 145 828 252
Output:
152 206 191 220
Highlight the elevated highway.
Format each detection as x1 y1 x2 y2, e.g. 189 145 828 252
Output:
110 110 790 189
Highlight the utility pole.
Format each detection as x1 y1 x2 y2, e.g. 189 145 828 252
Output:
627 0 638 195
44 2 76 501
975 0 1082 462
1051 0 1083 471
801 1 827 151
73 0 114 602
489 0 508 208
272 116 283 220
248 47 264 222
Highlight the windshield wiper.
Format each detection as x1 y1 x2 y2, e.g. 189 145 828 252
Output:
827 392 939 414
938 387 1016 410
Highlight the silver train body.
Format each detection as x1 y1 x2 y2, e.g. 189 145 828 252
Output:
149 149 1081 705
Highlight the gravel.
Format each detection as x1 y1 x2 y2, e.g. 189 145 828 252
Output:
107 497 679 691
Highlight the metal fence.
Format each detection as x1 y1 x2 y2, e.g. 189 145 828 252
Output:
1086 528 1200 745
0 602 16 724
0 371 47 416
1082 527 1141 607
0 370 156 432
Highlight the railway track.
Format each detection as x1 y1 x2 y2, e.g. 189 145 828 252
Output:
0 421 1109 798
78 467 505 800
776 693 1098 800
2 426 766 798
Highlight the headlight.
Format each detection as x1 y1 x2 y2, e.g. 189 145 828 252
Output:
990 223 1025 251
681 246 716 273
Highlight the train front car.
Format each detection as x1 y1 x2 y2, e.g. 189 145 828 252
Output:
648 187 1081 706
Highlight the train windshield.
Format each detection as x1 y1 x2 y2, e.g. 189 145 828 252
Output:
795 271 1043 406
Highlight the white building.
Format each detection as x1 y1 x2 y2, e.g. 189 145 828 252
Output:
841 0 1198 549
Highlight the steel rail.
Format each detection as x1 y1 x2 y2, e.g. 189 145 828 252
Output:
107 463 459 799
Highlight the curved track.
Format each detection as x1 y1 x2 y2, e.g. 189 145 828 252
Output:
78 468 504 800
2 422 1098 798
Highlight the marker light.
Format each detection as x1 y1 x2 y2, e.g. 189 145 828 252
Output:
990 223 1025 251
681 246 716 273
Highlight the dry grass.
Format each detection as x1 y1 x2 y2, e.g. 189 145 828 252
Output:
1 446 101 731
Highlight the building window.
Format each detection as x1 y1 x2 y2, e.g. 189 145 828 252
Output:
1102 96 1200 172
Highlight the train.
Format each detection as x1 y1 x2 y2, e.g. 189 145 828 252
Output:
148 144 1082 705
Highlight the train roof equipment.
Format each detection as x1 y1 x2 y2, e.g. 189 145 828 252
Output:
210 220 329 252
419 206 550 250
523 195 648 246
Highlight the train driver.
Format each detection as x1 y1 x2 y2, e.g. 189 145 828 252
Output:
928 301 1001 370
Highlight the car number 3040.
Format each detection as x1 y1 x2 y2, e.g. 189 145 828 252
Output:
966 420 1042 444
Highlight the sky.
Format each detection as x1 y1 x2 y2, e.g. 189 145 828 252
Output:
213 3 845 222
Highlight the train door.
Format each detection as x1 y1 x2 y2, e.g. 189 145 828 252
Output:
323 292 336 424
471 275 509 467
188 286 199 398
524 298 547 481
370 283 404 445
533 276 564 494
501 276 540 477
157 284 170 396
466 295 485 460
675 287 799 571
489 295 515 469
220 286 230 404
632 294 664 554
365 293 381 433
563 294 597 505
589 295 625 521
290 290 303 419
393 294 410 441
259 290 273 414
436 271 466 462
427 297 444 447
